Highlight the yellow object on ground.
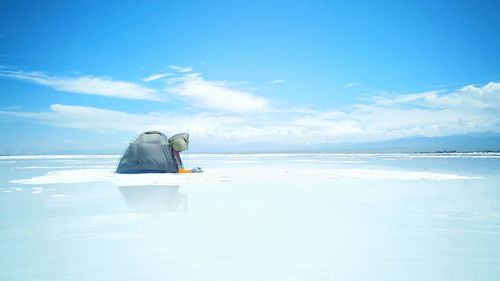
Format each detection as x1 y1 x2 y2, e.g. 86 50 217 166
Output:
178 168 192 173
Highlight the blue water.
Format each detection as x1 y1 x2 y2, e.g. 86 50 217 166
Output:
1 154 499 281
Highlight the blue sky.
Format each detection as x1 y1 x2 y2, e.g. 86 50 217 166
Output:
1 0 499 153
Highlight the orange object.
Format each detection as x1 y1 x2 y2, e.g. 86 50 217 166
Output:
178 168 192 173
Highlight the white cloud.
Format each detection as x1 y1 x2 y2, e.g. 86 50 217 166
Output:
1 68 270 113
169 65 193 72
0 70 161 101
373 82 500 109
345 82 359 88
141 73 173 82
269 79 286 84
166 73 269 113
422 82 500 109
1 82 500 145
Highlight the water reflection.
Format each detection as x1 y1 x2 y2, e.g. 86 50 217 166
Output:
118 185 187 213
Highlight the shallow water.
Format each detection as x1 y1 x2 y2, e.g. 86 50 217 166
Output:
1 153 499 281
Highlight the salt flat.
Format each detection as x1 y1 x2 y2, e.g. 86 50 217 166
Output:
1 153 499 281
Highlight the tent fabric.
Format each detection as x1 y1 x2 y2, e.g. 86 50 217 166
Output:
116 132 180 174
172 150 184 170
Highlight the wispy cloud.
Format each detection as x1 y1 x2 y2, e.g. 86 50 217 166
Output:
169 65 193 72
345 82 359 88
372 90 446 106
166 73 269 113
269 79 286 84
1 105 22 111
1 68 271 112
0 70 161 101
141 73 173 82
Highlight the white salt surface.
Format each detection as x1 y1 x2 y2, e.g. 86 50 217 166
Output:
0 154 121 160
11 167 477 186
2 152 500 160
16 165 116 169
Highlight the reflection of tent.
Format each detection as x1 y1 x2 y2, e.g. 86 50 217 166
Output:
116 131 190 174
118 185 187 213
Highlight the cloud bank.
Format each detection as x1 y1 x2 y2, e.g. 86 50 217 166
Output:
2 82 499 145
1 65 499 145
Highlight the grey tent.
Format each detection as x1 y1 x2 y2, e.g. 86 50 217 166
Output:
116 131 189 174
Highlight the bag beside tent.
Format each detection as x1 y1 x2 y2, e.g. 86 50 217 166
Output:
168 133 189 152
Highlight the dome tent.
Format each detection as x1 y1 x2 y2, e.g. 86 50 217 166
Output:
116 131 190 174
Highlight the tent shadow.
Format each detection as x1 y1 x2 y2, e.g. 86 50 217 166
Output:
117 185 187 213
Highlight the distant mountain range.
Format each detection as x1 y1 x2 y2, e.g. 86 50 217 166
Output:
190 132 500 153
